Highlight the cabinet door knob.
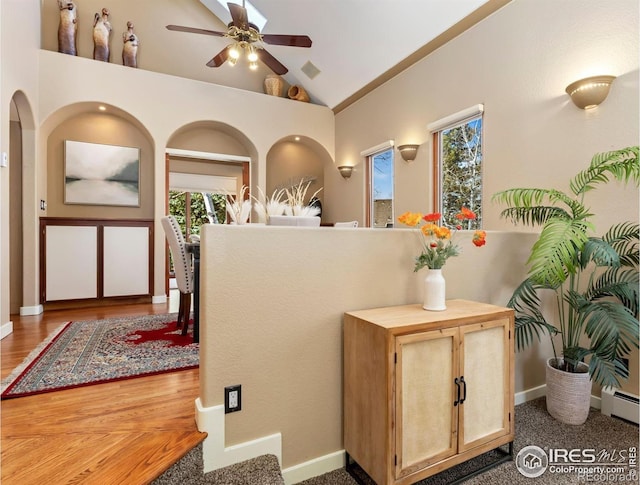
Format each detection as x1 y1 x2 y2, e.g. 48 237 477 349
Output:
453 377 460 406
460 376 467 404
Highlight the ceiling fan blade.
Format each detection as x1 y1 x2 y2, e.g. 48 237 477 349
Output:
206 46 230 67
166 24 226 37
257 48 288 75
261 34 312 48
228 3 249 31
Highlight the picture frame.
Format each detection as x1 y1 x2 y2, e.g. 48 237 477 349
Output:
64 140 140 207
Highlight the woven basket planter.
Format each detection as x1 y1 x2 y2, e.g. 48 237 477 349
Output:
546 357 592 425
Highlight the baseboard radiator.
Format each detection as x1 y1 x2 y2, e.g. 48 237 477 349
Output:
601 387 639 425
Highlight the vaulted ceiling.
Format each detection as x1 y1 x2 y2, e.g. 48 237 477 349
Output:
166 0 504 111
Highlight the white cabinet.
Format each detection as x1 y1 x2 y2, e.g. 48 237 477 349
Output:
41 218 153 305
344 300 514 485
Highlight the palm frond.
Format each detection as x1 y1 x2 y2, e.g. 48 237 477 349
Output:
492 188 589 222
570 146 640 196
507 278 558 351
580 237 619 269
528 218 592 286
602 222 639 266
498 206 571 226
582 300 639 355
587 267 639 316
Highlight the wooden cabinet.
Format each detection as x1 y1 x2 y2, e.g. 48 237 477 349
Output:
344 300 514 485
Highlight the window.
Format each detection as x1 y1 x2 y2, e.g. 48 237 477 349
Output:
364 141 395 228
430 105 483 229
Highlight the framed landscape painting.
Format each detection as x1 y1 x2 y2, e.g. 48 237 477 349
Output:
64 140 140 207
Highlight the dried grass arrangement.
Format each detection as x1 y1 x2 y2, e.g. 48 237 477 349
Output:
225 186 252 224
251 181 323 223
283 180 322 217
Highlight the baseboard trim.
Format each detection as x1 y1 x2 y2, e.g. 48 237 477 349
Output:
19 304 43 316
282 450 345 485
515 384 546 405
1 321 14 339
195 398 282 474
514 384 601 409
152 295 167 304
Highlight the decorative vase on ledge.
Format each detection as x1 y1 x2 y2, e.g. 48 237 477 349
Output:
423 269 446 311
264 74 284 97
288 85 310 102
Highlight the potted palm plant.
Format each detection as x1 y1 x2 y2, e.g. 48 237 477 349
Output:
492 146 639 425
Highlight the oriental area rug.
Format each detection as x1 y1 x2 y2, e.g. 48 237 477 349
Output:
1 313 198 399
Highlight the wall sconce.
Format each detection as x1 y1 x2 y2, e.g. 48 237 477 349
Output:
397 144 420 162
565 75 616 109
337 166 353 179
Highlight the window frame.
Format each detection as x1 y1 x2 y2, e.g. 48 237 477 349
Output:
429 105 484 228
365 145 395 228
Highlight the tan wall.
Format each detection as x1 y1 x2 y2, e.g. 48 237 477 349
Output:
39 0 272 96
329 0 639 395
9 121 23 313
19 47 333 312
329 0 639 233
266 141 325 207
168 127 248 157
46 112 154 218
199 224 539 469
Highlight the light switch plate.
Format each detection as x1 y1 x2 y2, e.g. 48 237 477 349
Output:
1 152 7 167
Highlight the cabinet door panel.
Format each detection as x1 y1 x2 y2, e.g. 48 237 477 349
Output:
103 226 149 296
395 329 459 478
459 318 510 451
45 225 98 301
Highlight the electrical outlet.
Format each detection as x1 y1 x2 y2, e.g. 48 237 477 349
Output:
225 385 241 414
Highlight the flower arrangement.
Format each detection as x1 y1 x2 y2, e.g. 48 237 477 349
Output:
398 208 486 271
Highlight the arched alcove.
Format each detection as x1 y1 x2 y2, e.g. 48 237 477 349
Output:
266 135 334 220
42 103 155 219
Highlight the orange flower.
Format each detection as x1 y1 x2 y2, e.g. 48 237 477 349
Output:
399 207 486 271
472 230 486 247
423 212 441 223
455 207 476 220
421 223 438 237
398 211 422 227
434 225 451 240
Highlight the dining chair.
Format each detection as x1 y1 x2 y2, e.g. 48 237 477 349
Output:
161 215 194 335
334 221 358 228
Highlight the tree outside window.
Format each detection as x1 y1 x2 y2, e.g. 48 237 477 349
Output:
369 148 394 228
436 116 482 229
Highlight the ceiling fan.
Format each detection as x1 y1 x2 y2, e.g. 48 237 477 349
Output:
166 1 312 75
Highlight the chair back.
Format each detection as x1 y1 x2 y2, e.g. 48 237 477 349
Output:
334 221 358 228
161 215 193 294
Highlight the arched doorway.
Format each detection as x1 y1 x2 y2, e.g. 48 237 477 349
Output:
8 91 36 318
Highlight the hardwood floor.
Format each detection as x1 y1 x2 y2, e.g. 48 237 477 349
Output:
1 298 205 485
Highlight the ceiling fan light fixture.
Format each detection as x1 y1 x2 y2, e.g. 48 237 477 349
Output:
248 60 258 70
247 46 258 63
228 56 238 67
228 44 241 60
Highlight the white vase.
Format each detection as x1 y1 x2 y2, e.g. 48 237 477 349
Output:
423 269 446 311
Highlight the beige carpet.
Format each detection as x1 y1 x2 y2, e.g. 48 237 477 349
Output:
154 397 638 484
